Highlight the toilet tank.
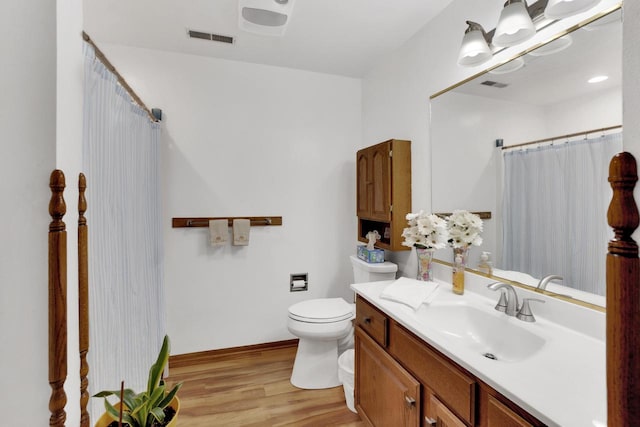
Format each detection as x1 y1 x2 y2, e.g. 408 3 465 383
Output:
350 255 397 283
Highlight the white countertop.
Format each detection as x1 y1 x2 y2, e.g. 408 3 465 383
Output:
351 278 607 427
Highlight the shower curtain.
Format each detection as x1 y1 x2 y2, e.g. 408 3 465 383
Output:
502 132 622 296
82 42 165 419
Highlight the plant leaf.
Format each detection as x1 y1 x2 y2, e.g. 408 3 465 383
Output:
157 383 182 409
147 384 165 408
147 335 170 394
103 399 121 421
149 407 166 423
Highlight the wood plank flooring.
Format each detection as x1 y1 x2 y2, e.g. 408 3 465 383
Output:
167 343 365 426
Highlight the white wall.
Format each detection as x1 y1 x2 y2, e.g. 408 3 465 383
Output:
98 44 362 354
0 2 57 425
623 0 640 246
57 0 84 424
362 0 624 277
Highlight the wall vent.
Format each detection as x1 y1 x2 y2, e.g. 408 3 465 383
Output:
188 30 234 44
480 80 508 88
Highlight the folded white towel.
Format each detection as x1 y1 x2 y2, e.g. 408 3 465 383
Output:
380 277 439 310
209 219 228 246
233 218 251 246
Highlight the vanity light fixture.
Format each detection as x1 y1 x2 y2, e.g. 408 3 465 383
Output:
527 34 572 56
588 75 608 83
457 0 547 67
544 0 601 19
458 21 493 66
493 0 537 47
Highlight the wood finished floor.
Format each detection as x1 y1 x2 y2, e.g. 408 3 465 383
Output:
167 344 365 426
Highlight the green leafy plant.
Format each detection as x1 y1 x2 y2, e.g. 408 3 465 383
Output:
94 335 182 427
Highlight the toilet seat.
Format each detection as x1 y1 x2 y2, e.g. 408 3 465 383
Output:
288 298 354 323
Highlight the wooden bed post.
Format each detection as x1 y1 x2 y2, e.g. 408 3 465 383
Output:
78 173 90 427
607 152 640 425
49 170 67 427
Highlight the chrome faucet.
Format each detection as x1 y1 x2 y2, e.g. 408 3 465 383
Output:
487 282 520 316
537 275 563 290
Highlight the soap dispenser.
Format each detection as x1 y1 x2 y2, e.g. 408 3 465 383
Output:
478 251 493 275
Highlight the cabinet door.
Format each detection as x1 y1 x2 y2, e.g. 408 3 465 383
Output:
356 149 371 218
369 142 391 221
487 396 534 427
426 395 467 427
356 327 420 427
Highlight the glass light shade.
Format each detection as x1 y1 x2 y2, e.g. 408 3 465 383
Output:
544 0 601 19
458 28 492 66
493 1 536 47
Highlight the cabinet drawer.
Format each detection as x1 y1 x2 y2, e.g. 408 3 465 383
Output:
356 297 388 347
389 322 476 425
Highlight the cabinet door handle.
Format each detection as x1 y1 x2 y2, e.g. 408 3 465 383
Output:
425 416 437 426
404 395 416 408
363 316 371 324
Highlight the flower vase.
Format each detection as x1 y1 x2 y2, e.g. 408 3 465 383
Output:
416 248 435 281
452 246 469 295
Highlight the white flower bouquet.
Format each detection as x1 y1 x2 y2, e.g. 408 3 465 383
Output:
446 210 483 248
401 210 448 250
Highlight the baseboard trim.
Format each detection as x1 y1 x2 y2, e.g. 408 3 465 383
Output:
169 339 299 368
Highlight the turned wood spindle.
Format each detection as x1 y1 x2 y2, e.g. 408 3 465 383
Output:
49 170 67 427
606 152 640 426
78 173 90 427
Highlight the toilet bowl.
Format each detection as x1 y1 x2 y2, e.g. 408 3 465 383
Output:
287 255 397 389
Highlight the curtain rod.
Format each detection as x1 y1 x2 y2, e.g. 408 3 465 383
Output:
82 31 157 123
502 125 622 151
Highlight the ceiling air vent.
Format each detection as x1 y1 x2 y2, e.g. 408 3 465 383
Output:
188 30 234 44
480 80 508 88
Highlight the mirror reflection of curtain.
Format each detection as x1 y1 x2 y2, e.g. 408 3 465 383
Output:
502 132 622 295
82 43 165 419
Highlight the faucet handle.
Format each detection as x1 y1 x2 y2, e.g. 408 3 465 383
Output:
493 290 508 313
516 298 545 322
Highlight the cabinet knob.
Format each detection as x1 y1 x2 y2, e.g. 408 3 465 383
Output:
425 416 437 426
404 395 416 408
363 316 371 324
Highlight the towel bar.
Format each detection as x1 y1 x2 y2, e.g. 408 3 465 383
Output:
172 216 282 228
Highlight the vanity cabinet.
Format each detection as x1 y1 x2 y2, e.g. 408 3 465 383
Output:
356 139 411 251
354 296 544 427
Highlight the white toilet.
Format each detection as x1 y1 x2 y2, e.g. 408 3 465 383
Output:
287 255 397 389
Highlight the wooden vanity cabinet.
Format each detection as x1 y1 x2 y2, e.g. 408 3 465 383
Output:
355 296 544 427
356 139 411 251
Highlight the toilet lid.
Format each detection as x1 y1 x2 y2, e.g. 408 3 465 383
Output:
288 298 354 323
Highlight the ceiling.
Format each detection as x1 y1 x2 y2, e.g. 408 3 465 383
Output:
83 0 454 78
451 9 622 106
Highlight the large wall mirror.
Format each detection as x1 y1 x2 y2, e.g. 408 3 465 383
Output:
430 7 622 309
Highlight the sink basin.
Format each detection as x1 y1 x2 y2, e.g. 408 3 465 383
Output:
413 303 546 362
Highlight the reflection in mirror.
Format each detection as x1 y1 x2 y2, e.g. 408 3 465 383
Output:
430 8 622 308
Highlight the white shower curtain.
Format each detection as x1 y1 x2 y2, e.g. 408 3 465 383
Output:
502 132 622 296
82 42 165 419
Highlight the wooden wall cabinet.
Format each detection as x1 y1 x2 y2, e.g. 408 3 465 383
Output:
356 139 411 251
354 297 544 427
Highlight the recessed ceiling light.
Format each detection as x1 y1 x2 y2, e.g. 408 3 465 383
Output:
588 75 608 84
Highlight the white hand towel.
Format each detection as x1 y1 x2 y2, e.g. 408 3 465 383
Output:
209 219 228 246
380 277 439 310
233 219 251 246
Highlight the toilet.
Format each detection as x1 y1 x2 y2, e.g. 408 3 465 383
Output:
287 255 397 389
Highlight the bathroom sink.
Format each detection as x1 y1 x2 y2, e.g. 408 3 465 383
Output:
413 303 546 362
